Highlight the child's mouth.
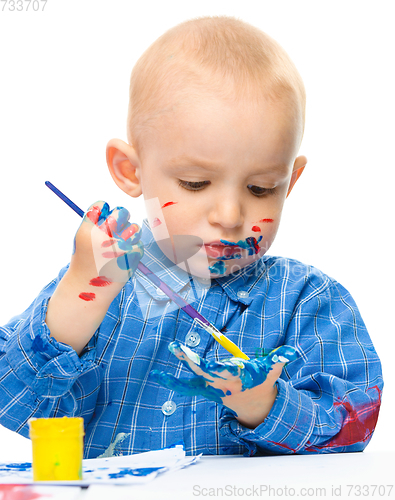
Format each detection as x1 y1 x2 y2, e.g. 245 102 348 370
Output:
204 236 262 260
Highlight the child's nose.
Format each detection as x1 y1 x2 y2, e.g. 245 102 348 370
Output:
207 196 244 229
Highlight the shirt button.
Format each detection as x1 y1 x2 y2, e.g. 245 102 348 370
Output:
156 289 167 297
185 332 201 348
237 290 249 299
161 400 177 416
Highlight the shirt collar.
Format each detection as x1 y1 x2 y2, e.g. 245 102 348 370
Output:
136 219 268 304
136 219 191 300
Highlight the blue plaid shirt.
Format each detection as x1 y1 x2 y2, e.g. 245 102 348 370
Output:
0 220 383 458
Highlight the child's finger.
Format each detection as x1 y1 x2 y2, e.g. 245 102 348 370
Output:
116 240 144 273
84 201 109 225
168 341 238 382
149 370 207 397
118 224 142 250
265 345 299 365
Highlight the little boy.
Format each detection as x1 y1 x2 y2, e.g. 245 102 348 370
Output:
0 16 383 458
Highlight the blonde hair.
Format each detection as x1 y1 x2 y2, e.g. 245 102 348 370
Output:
127 16 306 153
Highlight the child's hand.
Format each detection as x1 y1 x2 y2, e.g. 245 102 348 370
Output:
150 342 298 428
46 201 144 354
70 200 144 286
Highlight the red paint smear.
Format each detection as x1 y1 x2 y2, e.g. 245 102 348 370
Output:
121 223 139 240
99 216 118 237
151 217 162 228
0 485 48 500
259 218 274 223
161 201 177 209
251 225 261 232
102 251 126 258
89 276 112 287
101 239 117 248
86 205 101 224
306 386 382 451
79 292 96 301
267 440 297 453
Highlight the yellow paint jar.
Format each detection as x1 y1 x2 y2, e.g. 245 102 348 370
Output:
29 417 84 481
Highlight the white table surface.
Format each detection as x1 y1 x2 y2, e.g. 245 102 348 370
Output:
81 451 395 500
1 451 394 499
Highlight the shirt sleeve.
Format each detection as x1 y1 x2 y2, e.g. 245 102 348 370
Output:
219 277 383 455
0 265 99 438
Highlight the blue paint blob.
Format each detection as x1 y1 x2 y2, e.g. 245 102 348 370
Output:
108 466 164 478
218 236 263 259
0 462 32 471
151 341 299 405
31 336 49 354
209 261 226 275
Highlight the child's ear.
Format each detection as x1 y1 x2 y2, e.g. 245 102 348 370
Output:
106 138 142 198
286 155 307 198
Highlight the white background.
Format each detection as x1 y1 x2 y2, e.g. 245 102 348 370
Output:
0 0 394 461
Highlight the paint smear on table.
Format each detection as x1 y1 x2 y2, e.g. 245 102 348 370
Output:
0 484 46 500
0 444 200 486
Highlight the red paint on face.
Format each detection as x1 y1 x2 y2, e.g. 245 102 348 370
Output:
89 276 112 287
79 292 96 301
101 239 117 248
0 485 46 500
251 226 261 232
151 217 162 228
305 386 382 451
259 218 274 223
161 201 178 209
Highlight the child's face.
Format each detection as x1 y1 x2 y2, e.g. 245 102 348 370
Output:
128 96 305 278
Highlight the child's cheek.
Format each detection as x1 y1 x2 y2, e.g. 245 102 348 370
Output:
251 218 275 232
144 198 179 242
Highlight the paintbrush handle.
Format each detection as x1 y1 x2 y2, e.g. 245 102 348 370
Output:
45 181 249 360
138 262 249 359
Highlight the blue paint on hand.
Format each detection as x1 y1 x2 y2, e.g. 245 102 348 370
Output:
150 341 299 404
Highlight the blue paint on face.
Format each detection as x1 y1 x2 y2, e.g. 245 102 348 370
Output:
150 341 299 405
218 236 263 260
209 261 226 275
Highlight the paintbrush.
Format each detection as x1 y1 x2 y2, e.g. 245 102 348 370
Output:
45 181 249 360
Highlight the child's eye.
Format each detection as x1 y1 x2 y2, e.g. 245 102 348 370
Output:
247 185 276 197
178 180 210 191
